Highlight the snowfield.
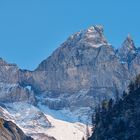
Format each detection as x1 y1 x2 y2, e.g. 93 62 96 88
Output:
45 114 86 140
0 102 91 140
38 103 90 140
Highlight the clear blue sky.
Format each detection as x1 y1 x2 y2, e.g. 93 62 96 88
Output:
0 0 140 70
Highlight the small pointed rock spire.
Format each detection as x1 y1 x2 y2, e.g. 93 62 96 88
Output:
118 34 137 63
123 34 136 50
127 33 132 40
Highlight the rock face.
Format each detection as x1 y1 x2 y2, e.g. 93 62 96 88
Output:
35 26 130 97
0 117 33 140
35 25 113 93
0 58 36 105
89 79 140 140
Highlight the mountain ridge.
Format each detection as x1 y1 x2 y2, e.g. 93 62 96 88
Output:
1 25 140 139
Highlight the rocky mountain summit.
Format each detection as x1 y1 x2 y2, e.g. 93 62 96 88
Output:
0 25 140 139
118 34 137 63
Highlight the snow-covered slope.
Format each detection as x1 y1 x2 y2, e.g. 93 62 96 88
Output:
0 102 89 140
38 103 91 140
45 115 87 140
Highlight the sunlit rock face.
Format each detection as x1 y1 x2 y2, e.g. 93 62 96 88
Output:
33 26 128 95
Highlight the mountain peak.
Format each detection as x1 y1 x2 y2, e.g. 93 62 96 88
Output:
86 25 104 34
123 34 136 50
81 25 108 47
127 33 132 40
118 34 137 62
66 25 108 48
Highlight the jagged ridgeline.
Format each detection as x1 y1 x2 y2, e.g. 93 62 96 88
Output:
89 74 140 140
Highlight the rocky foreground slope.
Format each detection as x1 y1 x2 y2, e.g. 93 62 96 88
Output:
0 117 33 140
89 75 140 140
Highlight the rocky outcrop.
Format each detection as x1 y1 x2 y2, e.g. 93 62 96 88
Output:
0 58 36 105
0 118 33 140
0 58 19 84
118 34 137 63
0 83 36 104
41 97 69 110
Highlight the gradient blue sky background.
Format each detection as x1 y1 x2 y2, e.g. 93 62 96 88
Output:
0 0 140 70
